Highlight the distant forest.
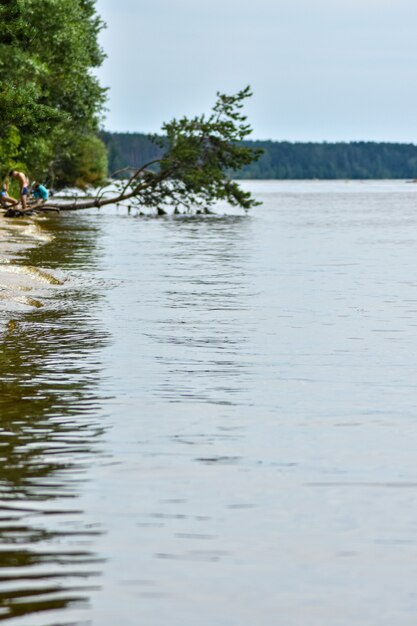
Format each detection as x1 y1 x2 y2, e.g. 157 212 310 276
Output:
101 132 417 180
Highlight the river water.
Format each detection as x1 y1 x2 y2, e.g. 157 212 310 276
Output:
1 180 417 625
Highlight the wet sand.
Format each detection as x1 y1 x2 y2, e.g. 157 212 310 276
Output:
0 215 63 320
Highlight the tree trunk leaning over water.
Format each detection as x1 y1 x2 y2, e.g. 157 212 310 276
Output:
43 87 262 215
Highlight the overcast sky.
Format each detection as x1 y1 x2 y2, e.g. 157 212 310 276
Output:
95 0 417 143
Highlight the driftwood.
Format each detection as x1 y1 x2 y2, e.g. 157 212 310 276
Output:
3 206 60 218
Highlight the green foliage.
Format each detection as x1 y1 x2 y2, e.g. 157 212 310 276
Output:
0 0 107 187
54 134 108 189
0 126 21 176
106 87 262 213
42 89 261 213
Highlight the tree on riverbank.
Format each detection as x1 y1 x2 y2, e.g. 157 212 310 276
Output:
0 0 107 187
44 87 262 214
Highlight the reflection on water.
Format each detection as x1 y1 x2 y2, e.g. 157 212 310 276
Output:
0 215 109 623
3 182 417 625
150 217 255 405
91 186 417 626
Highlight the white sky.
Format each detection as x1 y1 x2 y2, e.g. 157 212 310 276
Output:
95 0 417 142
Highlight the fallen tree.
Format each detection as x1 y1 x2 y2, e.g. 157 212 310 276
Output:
40 87 262 215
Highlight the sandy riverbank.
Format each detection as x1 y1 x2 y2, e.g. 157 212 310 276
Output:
0 215 63 322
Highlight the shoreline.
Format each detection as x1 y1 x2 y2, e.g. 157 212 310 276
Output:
0 215 62 327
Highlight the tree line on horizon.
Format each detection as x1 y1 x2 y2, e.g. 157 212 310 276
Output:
101 132 417 180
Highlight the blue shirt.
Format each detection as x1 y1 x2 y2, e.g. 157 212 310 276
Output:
33 185 49 200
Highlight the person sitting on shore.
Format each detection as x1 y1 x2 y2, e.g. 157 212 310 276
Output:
0 181 18 208
9 169 29 211
30 182 49 209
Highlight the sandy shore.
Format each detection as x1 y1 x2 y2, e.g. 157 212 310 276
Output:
0 215 63 321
